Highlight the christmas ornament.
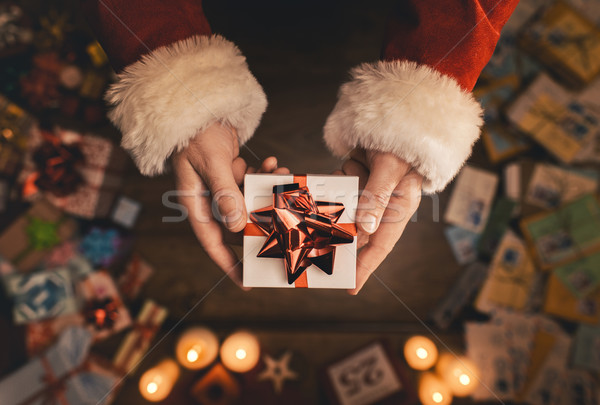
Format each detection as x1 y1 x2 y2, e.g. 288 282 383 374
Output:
258 351 298 394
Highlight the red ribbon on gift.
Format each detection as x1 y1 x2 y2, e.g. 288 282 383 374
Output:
113 302 165 375
244 175 356 287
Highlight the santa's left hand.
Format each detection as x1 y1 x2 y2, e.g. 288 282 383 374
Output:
334 148 423 295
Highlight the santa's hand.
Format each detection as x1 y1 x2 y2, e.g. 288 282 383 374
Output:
335 148 423 294
172 123 288 288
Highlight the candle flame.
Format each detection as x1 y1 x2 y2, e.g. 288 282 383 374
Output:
416 347 428 359
459 374 471 385
235 349 247 360
147 382 158 394
432 392 443 403
187 349 199 362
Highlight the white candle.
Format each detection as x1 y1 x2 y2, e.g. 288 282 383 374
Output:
139 359 180 402
175 327 219 370
436 353 479 397
403 335 438 370
419 372 453 405
220 331 260 373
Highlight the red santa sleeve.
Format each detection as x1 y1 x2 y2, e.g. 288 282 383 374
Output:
323 0 519 193
80 0 267 176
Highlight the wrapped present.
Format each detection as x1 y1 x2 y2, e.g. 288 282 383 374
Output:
113 300 167 374
25 270 131 358
430 262 490 329
524 163 598 210
554 250 600 298
0 3 33 58
475 231 538 313
36 9 73 50
0 94 36 151
443 226 480 266
0 199 77 272
118 253 154 300
481 125 530 164
78 271 131 337
477 198 518 260
243 174 357 289
110 196 141 229
543 272 600 324
0 94 36 177
3 267 78 324
79 227 126 268
86 41 108 68
0 141 21 177
519 1 600 87
444 166 498 234
521 194 600 270
20 52 62 111
20 128 127 219
43 241 94 280
0 326 119 405
79 70 107 100
507 75 600 164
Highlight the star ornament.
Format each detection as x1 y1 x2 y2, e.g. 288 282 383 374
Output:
258 351 298 394
250 183 354 284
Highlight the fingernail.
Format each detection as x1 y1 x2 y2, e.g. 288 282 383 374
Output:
360 213 378 233
224 211 244 229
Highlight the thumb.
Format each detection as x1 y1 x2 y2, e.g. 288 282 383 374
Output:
356 154 409 234
198 159 247 233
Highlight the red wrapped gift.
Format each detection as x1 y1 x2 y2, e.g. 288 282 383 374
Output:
20 128 127 218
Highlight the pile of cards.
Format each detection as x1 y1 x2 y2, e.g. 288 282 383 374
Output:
466 310 597 405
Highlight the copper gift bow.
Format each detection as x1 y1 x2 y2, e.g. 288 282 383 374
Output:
24 130 85 198
248 181 356 285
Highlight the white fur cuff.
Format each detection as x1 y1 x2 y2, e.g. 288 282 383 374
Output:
324 61 483 193
106 35 267 176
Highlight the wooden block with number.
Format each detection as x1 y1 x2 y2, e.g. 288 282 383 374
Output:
320 340 415 405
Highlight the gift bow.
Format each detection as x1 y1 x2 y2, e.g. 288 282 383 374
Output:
79 228 120 267
26 217 60 250
249 182 355 285
24 131 85 198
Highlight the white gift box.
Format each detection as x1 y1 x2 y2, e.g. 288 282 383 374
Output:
243 174 358 289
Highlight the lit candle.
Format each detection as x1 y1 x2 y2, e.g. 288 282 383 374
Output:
219 331 260 373
403 335 438 370
419 372 453 405
139 359 180 402
175 327 219 370
436 353 479 397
